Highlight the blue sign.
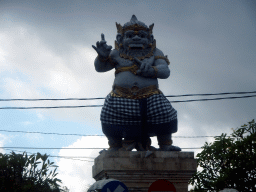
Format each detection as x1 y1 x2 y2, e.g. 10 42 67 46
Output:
101 181 128 192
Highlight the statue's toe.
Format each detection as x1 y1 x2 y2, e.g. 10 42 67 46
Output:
149 146 158 151
99 149 106 154
159 145 181 151
99 147 122 154
122 141 136 151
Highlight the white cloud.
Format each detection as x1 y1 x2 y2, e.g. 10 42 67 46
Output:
24 133 44 143
3 77 42 101
48 69 81 95
56 136 108 192
0 134 9 154
21 121 33 126
37 113 45 121
0 25 113 125
0 43 8 66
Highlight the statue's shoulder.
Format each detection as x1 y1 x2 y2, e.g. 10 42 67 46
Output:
154 47 165 57
154 48 170 65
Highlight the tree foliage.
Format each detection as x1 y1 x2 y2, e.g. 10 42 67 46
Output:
189 119 256 192
0 151 66 192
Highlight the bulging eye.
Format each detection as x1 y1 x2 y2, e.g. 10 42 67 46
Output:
140 34 145 38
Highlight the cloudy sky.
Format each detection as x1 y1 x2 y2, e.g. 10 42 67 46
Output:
0 0 255 191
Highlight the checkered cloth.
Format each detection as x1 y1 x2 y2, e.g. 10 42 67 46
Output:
101 93 177 125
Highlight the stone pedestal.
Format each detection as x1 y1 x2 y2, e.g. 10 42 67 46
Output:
92 151 197 192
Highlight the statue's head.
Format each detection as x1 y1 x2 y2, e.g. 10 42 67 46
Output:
115 15 154 56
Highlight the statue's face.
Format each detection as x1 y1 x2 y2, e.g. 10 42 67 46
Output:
122 30 150 50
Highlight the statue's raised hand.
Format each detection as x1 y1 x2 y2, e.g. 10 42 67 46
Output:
134 56 155 77
92 33 112 58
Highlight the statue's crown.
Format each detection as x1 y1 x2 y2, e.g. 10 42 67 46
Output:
116 15 154 36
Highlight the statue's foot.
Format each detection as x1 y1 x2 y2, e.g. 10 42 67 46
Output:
149 146 158 151
159 145 181 151
108 147 122 151
122 140 136 151
122 139 158 151
99 146 126 154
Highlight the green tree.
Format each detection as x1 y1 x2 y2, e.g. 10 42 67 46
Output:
0 151 66 192
189 119 256 192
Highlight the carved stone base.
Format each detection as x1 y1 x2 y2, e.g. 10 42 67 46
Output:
92 151 197 192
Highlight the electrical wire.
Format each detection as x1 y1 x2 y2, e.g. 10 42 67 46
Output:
0 92 250 155
0 129 221 138
1 147 203 150
170 94 256 103
0 105 103 109
0 94 255 109
1 147 105 149
4 149 94 162
166 91 256 97
0 129 104 136
0 91 255 101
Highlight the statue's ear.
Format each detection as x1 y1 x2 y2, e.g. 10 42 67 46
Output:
150 35 154 44
116 33 123 44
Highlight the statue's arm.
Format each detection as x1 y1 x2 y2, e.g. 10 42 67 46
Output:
153 48 170 79
93 33 117 72
135 48 170 79
94 50 118 72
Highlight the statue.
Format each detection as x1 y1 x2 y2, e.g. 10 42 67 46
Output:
92 15 181 151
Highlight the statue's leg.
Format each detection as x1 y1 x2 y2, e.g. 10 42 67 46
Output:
157 133 181 151
101 94 144 151
122 124 149 151
107 136 123 151
148 119 181 151
147 94 180 151
102 123 148 151
102 123 123 151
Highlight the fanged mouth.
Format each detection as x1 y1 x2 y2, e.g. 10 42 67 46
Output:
128 44 145 50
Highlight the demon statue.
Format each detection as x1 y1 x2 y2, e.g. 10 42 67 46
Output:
92 15 181 151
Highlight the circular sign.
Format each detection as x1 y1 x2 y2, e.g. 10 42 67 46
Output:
101 181 128 192
148 179 176 192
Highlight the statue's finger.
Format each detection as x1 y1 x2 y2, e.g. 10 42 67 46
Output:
96 41 100 47
134 57 142 64
99 40 107 46
106 45 112 50
140 63 146 70
101 33 105 41
144 64 150 72
92 45 97 52
150 56 155 64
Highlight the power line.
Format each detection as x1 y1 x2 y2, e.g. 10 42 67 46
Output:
4 149 94 162
170 95 256 103
1 147 202 150
1 91 255 101
0 129 221 138
0 129 104 136
1 147 104 149
166 91 256 98
0 97 105 102
0 94 255 109
0 105 103 109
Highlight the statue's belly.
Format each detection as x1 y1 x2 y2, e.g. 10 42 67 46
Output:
114 71 158 88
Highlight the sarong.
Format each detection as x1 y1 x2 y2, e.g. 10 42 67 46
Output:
101 93 177 125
